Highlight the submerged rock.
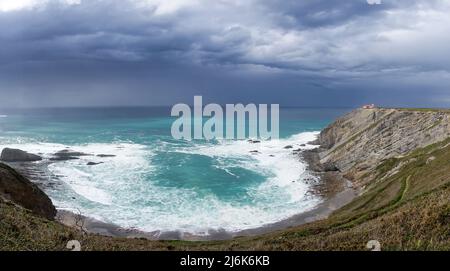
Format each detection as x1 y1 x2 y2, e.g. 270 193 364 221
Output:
96 154 116 158
0 163 56 220
49 156 79 161
87 162 104 166
51 150 90 161
0 148 42 162
54 150 90 157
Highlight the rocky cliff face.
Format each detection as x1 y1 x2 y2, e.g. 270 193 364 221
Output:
0 163 56 220
316 108 450 185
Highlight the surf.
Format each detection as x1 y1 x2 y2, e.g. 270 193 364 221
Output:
0 107 348 236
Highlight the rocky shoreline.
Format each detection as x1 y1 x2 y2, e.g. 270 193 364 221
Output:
5 107 450 241
0 133 357 241
2 107 449 250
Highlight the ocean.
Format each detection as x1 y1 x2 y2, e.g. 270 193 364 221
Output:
0 107 350 235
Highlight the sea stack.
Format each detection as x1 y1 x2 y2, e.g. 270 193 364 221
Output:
0 148 42 162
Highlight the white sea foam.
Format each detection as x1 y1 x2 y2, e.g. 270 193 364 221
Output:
0 141 152 207
177 131 319 200
0 132 323 234
160 131 322 233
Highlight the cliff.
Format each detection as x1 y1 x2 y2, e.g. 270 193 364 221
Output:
316 108 450 186
0 163 56 220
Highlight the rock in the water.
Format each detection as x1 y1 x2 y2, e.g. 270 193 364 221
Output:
87 162 103 166
284 145 293 149
51 150 90 161
54 150 90 157
0 163 56 220
96 154 116 158
0 148 42 162
49 156 79 161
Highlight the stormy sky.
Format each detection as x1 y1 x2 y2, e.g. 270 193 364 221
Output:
0 0 450 108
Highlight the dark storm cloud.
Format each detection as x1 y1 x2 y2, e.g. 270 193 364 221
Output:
261 0 387 29
0 0 449 107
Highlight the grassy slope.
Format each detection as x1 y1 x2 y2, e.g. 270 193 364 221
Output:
1 138 450 251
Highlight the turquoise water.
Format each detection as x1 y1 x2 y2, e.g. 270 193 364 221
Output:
0 107 349 234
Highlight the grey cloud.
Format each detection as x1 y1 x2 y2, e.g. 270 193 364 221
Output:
0 0 449 107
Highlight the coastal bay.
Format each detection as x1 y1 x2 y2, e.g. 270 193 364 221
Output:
1 107 449 250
